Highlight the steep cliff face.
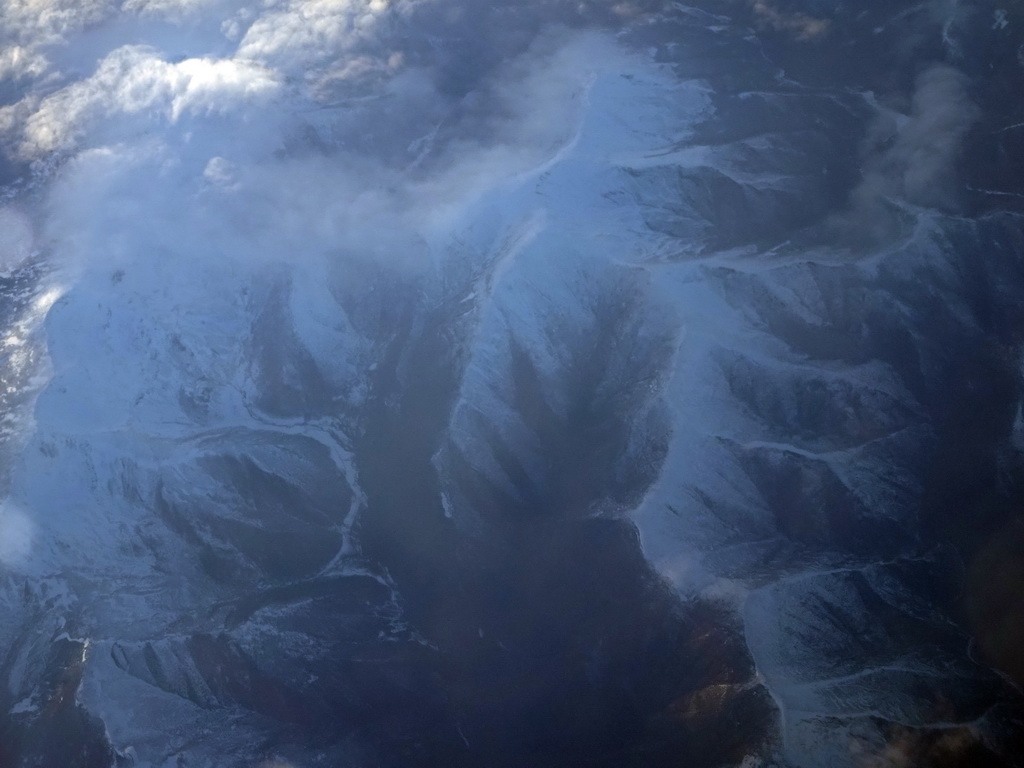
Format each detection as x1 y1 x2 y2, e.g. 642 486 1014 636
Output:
0 2 1022 767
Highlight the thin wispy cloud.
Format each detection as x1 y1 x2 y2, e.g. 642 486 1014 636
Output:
833 63 979 243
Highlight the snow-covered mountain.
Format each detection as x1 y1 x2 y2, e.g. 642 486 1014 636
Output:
0 1 1023 766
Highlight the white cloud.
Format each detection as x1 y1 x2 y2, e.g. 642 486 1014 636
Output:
202 155 238 188
0 0 117 82
833 64 979 242
895 64 979 206
234 0 409 88
3 46 282 158
0 45 50 81
237 0 393 60
121 0 232 21
2 0 114 44
0 502 33 568
0 208 35 271
0 0 417 153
